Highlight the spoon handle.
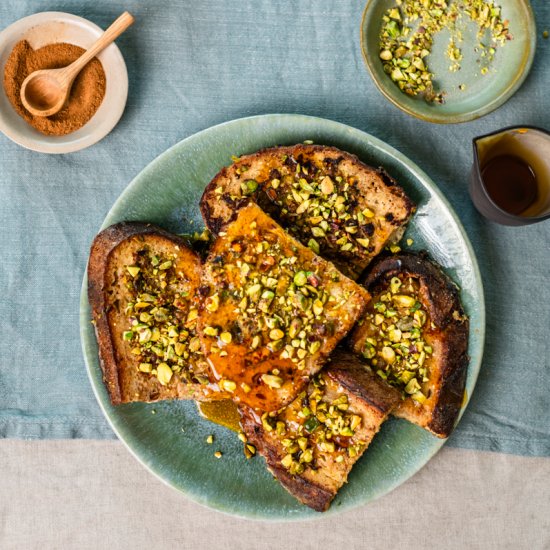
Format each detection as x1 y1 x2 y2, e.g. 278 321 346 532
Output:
59 11 134 86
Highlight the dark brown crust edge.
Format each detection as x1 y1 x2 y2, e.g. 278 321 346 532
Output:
239 410 335 512
87 222 196 406
199 144 416 236
362 252 470 438
326 349 401 415
200 163 234 235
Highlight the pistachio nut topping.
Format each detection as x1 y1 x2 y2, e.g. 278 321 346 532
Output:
262 375 366 476
199 204 369 411
379 0 512 103
223 156 383 273
201 232 344 379
269 169 377 263
123 249 205 387
359 275 432 403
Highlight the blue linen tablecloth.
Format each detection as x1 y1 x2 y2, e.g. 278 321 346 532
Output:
0 0 548 455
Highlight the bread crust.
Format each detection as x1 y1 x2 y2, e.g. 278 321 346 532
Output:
88 222 218 405
349 252 469 438
240 413 336 512
240 350 400 512
325 349 402 414
200 144 415 279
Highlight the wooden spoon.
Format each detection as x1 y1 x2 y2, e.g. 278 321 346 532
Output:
20 11 134 117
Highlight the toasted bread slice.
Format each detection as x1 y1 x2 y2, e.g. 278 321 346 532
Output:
88 222 220 405
240 349 400 512
200 144 415 280
348 252 469 438
197 204 370 412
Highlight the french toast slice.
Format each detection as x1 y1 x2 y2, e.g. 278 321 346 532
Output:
348 252 469 438
88 222 220 405
240 349 400 512
197 203 370 412
200 144 415 280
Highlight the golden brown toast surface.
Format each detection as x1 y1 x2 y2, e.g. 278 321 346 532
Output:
198 204 370 412
200 144 415 280
88 222 221 405
240 349 400 512
348 252 469 438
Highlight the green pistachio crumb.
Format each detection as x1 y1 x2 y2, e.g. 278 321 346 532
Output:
379 0 512 103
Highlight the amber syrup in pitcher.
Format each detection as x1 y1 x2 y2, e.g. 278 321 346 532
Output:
481 154 538 215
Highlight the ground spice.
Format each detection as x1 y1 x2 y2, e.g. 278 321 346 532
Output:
3 40 106 136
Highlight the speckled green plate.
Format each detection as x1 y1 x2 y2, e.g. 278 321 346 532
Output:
80 114 484 520
361 0 536 123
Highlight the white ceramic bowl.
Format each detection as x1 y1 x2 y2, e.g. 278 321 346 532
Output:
0 12 128 153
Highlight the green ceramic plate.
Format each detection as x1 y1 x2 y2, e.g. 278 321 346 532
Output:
361 0 536 123
80 114 485 520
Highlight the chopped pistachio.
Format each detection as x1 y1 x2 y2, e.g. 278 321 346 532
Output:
381 346 396 364
206 293 220 312
412 391 427 403
393 294 416 308
269 328 284 341
246 283 262 300
139 362 152 373
414 309 427 326
405 378 421 395
308 238 320 254
350 415 362 431
293 271 307 287
281 454 293 469
126 266 140 277
251 335 261 349
304 416 320 433
244 444 256 458
241 179 258 195
320 176 335 195
156 363 173 386
204 326 219 337
311 227 325 238
312 299 324 316
219 331 232 344
379 0 511 103
158 260 173 270
309 341 321 354
220 379 237 392
301 448 314 463
261 373 284 389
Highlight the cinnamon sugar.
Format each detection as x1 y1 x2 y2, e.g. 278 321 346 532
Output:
3 40 106 136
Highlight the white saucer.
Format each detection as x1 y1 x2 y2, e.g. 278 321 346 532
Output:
0 12 128 154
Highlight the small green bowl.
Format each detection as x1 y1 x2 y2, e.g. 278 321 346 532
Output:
360 0 536 124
